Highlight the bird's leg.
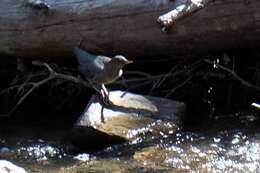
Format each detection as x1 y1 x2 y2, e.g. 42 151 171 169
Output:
102 84 109 98
90 83 111 105
100 89 109 105
101 84 113 105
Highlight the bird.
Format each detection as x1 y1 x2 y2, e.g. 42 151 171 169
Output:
73 46 133 105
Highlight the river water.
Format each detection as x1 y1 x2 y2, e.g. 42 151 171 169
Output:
1 115 260 173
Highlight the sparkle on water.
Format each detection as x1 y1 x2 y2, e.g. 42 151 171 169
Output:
1 120 260 172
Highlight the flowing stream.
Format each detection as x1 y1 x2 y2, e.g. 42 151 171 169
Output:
1 116 260 173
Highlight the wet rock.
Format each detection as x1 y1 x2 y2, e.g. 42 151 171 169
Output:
133 146 165 164
0 147 12 158
0 160 27 173
70 90 186 150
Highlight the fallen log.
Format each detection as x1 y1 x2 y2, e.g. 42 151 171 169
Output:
0 0 260 61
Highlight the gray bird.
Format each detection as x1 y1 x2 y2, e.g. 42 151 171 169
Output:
73 46 133 104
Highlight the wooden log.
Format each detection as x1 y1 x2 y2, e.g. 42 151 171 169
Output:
0 0 260 61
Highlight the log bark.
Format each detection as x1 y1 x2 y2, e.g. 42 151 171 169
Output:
0 0 260 61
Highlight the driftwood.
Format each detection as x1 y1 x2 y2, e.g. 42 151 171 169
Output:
0 0 260 61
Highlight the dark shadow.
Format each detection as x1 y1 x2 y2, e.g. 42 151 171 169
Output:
98 95 159 123
67 126 126 154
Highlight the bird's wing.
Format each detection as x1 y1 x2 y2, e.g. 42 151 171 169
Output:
74 46 96 65
73 46 111 74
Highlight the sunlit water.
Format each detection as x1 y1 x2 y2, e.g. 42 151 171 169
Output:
1 119 260 173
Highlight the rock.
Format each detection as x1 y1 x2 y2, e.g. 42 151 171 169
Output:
0 147 12 158
0 147 10 153
69 90 186 150
133 146 166 166
0 160 27 173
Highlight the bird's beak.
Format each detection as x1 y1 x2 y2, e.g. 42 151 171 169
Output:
126 60 133 64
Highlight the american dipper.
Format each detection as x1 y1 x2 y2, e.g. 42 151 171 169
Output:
73 46 133 104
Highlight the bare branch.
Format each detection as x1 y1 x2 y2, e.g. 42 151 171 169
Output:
148 65 179 95
116 59 202 96
44 63 55 73
124 71 152 77
165 76 193 98
204 59 260 92
7 75 56 116
0 62 92 117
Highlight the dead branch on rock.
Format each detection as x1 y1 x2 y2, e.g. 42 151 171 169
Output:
204 59 260 92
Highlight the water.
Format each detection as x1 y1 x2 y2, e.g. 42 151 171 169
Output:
1 117 260 173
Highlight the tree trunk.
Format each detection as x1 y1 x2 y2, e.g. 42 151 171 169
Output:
0 0 260 61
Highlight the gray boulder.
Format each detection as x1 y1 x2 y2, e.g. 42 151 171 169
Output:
69 91 186 149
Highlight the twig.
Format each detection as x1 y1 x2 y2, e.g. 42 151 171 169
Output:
121 71 153 89
204 59 260 92
120 80 153 97
150 60 202 95
116 60 202 85
0 84 28 96
44 63 54 73
125 80 152 92
115 75 165 84
148 65 178 95
7 75 55 116
0 63 91 117
124 71 152 77
165 76 192 98
136 57 177 64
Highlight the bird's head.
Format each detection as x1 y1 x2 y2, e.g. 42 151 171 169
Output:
111 55 133 67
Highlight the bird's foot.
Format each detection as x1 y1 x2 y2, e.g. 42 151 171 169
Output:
100 88 113 106
102 95 113 106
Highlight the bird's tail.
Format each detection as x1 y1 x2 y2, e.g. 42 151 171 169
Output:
73 46 94 64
